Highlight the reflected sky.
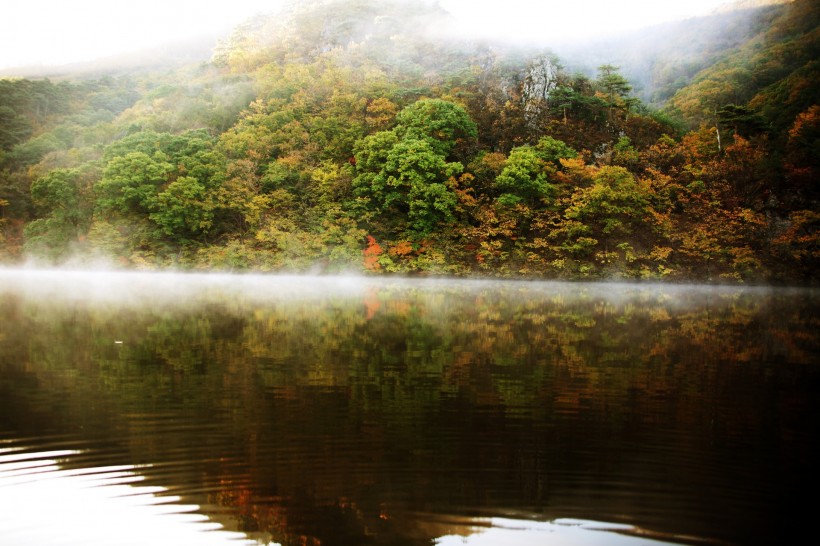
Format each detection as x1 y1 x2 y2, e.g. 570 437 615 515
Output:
0 447 259 546
435 518 680 546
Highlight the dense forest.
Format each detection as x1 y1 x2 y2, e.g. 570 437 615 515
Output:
0 0 817 283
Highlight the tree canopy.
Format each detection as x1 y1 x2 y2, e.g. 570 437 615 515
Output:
0 0 816 283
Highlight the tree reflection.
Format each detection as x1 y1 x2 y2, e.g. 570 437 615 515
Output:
0 277 817 545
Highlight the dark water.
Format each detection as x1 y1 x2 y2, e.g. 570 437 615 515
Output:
1 269 818 546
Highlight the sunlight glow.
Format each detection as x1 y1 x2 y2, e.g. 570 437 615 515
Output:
440 0 734 43
0 0 734 69
0 0 280 69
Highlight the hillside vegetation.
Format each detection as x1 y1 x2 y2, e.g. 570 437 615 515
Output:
0 0 817 283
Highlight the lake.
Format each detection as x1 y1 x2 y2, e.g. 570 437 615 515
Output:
0 268 817 545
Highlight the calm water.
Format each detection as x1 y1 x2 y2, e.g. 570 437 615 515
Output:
0 268 818 546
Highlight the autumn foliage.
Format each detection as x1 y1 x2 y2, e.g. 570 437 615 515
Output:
362 235 383 271
0 0 817 283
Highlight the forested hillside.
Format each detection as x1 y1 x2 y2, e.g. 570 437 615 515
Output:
0 0 817 283
559 0 792 108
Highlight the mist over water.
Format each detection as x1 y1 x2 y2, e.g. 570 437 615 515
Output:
1 268 818 545
0 265 791 304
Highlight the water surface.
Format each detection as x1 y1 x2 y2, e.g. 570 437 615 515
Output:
1 269 818 545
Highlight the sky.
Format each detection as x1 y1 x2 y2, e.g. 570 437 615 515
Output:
0 0 734 69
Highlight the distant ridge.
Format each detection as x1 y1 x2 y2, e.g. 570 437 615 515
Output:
712 0 792 13
0 33 218 79
555 0 793 107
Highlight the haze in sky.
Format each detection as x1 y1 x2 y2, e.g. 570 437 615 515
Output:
0 0 733 69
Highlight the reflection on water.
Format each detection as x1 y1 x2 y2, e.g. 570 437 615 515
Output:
0 446 256 546
0 268 818 545
434 518 682 545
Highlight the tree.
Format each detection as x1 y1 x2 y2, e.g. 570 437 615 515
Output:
96 151 174 215
393 98 477 159
716 104 767 138
596 65 638 124
494 145 552 206
150 176 213 237
352 134 462 236
351 99 474 237
783 104 820 204
94 131 229 249
24 168 89 260
597 65 632 103
550 166 663 276
493 136 578 206
0 105 32 152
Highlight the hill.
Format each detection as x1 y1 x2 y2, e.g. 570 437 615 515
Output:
0 0 817 283
557 0 792 108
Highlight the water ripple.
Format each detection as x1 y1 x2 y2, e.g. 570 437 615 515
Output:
0 447 262 546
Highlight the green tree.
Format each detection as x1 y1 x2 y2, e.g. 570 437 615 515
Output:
596 65 638 124
351 99 474 237
353 134 462 236
494 136 577 206
0 105 32 152
597 65 632 103
551 166 662 275
24 168 89 260
96 151 174 215
494 145 552 206
393 98 477 159
150 176 214 237
716 104 767 138
534 135 578 165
